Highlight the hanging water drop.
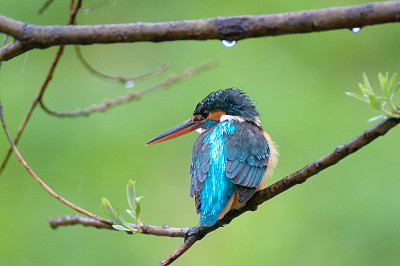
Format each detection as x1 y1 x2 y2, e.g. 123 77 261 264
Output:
83 8 90 14
221 40 237 48
125 80 135 88
351 27 361 33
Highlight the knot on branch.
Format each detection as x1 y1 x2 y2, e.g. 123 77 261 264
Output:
218 18 245 38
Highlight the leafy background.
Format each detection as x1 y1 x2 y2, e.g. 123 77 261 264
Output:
1 0 400 265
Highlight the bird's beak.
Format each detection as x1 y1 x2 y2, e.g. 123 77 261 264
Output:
146 118 202 146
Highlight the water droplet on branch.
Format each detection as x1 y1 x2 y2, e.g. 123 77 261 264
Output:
351 27 361 33
125 81 135 88
221 40 237 48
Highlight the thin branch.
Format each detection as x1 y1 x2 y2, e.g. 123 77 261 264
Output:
0 34 8 70
159 236 197 266
0 40 29 61
81 0 109 14
0 0 82 176
74 45 169 84
38 0 55 15
39 62 212 117
48 215 189 238
1 1 400 61
0 46 64 176
47 117 400 262
0 100 111 225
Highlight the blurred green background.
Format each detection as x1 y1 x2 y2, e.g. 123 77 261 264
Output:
1 0 400 265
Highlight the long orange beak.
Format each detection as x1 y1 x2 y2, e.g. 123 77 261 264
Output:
146 119 202 146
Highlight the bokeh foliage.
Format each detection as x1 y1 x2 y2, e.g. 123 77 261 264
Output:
0 0 400 265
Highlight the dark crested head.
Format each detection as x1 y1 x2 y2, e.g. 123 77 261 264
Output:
193 88 259 121
146 88 259 146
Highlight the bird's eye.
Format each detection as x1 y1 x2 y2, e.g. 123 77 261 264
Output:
194 114 205 121
193 112 208 121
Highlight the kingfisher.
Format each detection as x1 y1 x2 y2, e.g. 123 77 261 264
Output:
146 88 278 226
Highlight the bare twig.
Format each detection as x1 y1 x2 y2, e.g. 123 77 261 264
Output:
38 0 55 14
47 117 400 263
0 46 64 176
39 62 212 117
81 0 109 14
0 0 82 176
74 45 169 84
1 1 399 61
0 100 111 225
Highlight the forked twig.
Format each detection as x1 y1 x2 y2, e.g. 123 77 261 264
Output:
0 0 82 176
39 62 212 117
74 45 169 84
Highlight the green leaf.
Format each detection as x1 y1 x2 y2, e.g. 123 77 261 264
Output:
388 73 398 98
116 208 127 225
368 95 382 110
363 73 373 94
127 179 137 212
126 209 136 220
135 198 143 222
378 72 388 95
345 91 369 103
367 115 386 123
358 82 367 95
112 225 131 231
389 78 399 102
100 197 120 224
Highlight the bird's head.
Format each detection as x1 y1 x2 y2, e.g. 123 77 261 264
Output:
146 88 259 145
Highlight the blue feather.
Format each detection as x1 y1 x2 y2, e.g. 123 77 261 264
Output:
199 120 235 226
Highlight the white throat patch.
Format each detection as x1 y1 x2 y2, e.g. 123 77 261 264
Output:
220 115 245 123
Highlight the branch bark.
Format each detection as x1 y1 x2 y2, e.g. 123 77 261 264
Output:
48 215 189 238
1 1 399 61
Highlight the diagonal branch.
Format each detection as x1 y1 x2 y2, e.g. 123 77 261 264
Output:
0 0 82 176
48 117 400 265
1 1 400 61
0 99 111 225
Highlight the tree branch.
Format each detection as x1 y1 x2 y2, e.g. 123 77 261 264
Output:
74 45 169 84
0 99 111 225
47 117 400 264
0 0 82 176
48 215 189 238
38 62 212 117
1 1 399 61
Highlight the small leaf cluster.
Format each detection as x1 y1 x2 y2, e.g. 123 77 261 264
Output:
100 180 144 232
346 72 400 122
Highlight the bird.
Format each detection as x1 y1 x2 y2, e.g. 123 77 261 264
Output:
146 88 278 226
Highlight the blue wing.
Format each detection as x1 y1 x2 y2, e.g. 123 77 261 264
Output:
190 121 270 213
190 132 210 213
225 122 270 203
